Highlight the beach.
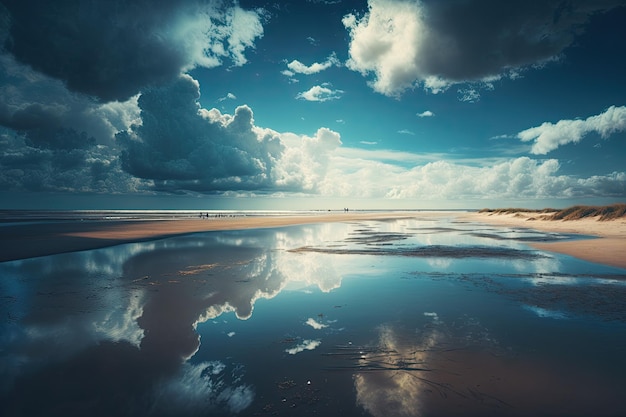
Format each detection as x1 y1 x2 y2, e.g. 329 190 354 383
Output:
3 210 626 417
0 211 420 262
461 211 626 269
1 210 625 269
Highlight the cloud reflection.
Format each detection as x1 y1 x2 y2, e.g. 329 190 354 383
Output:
3 217 621 415
285 339 322 355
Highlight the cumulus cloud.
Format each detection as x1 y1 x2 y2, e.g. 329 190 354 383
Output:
416 110 434 118
296 85 344 101
1 0 264 102
315 153 626 200
0 127 141 193
343 0 623 96
118 75 284 192
0 1 267 195
117 74 344 194
285 53 339 75
517 105 626 154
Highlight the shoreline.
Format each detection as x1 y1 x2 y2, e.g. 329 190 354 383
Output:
0 211 423 262
460 212 626 270
1 210 624 269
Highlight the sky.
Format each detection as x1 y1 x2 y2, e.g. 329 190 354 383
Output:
1 0 625 210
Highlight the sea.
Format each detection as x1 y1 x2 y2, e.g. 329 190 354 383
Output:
1 212 625 416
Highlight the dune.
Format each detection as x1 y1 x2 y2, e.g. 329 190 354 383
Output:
462 204 626 269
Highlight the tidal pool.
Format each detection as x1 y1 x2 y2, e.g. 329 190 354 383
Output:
1 216 625 416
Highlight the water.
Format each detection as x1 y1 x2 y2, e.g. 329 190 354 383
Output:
1 216 625 416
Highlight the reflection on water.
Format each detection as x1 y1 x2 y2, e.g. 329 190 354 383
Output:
1 217 626 416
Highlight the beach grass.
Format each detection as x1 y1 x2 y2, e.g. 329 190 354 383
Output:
479 203 626 221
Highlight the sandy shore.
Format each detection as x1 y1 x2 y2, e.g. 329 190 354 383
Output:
2 210 625 268
0 211 423 262
461 211 626 269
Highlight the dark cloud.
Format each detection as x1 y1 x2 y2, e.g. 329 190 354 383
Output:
118 75 284 192
1 0 264 102
419 0 620 81
0 0 266 196
0 128 137 193
2 0 184 102
344 0 625 95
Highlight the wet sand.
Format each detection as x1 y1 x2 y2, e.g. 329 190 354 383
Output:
0 211 422 262
461 211 626 269
2 210 625 268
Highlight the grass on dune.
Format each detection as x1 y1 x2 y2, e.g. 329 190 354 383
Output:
479 204 626 221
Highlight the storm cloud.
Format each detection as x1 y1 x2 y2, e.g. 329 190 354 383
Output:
1 0 264 102
118 75 283 192
344 0 624 96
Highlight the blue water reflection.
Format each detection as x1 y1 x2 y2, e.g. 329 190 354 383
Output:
1 217 625 416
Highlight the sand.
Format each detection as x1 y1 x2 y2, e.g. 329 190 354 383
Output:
0 212 421 262
2 210 625 269
460 211 626 269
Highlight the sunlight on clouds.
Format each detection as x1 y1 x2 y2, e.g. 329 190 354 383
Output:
517 105 626 154
343 0 620 97
172 3 264 71
343 0 426 96
286 53 339 75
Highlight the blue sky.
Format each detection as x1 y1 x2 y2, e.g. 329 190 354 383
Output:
1 0 625 210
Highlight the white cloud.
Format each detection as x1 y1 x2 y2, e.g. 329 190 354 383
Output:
175 3 265 71
416 110 434 118
458 88 480 103
397 129 414 135
517 105 626 154
218 92 237 102
312 152 626 201
286 53 339 75
343 0 621 97
296 85 344 102
343 0 426 96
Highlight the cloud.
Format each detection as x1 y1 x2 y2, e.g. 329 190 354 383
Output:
0 1 266 195
117 74 343 194
397 129 415 135
1 0 264 102
458 88 481 103
517 105 626 154
416 110 434 118
218 92 237 102
0 127 140 193
286 53 339 75
314 152 626 200
118 75 284 192
343 0 623 96
296 85 344 101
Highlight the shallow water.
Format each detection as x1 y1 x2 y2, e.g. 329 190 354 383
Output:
1 216 625 416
